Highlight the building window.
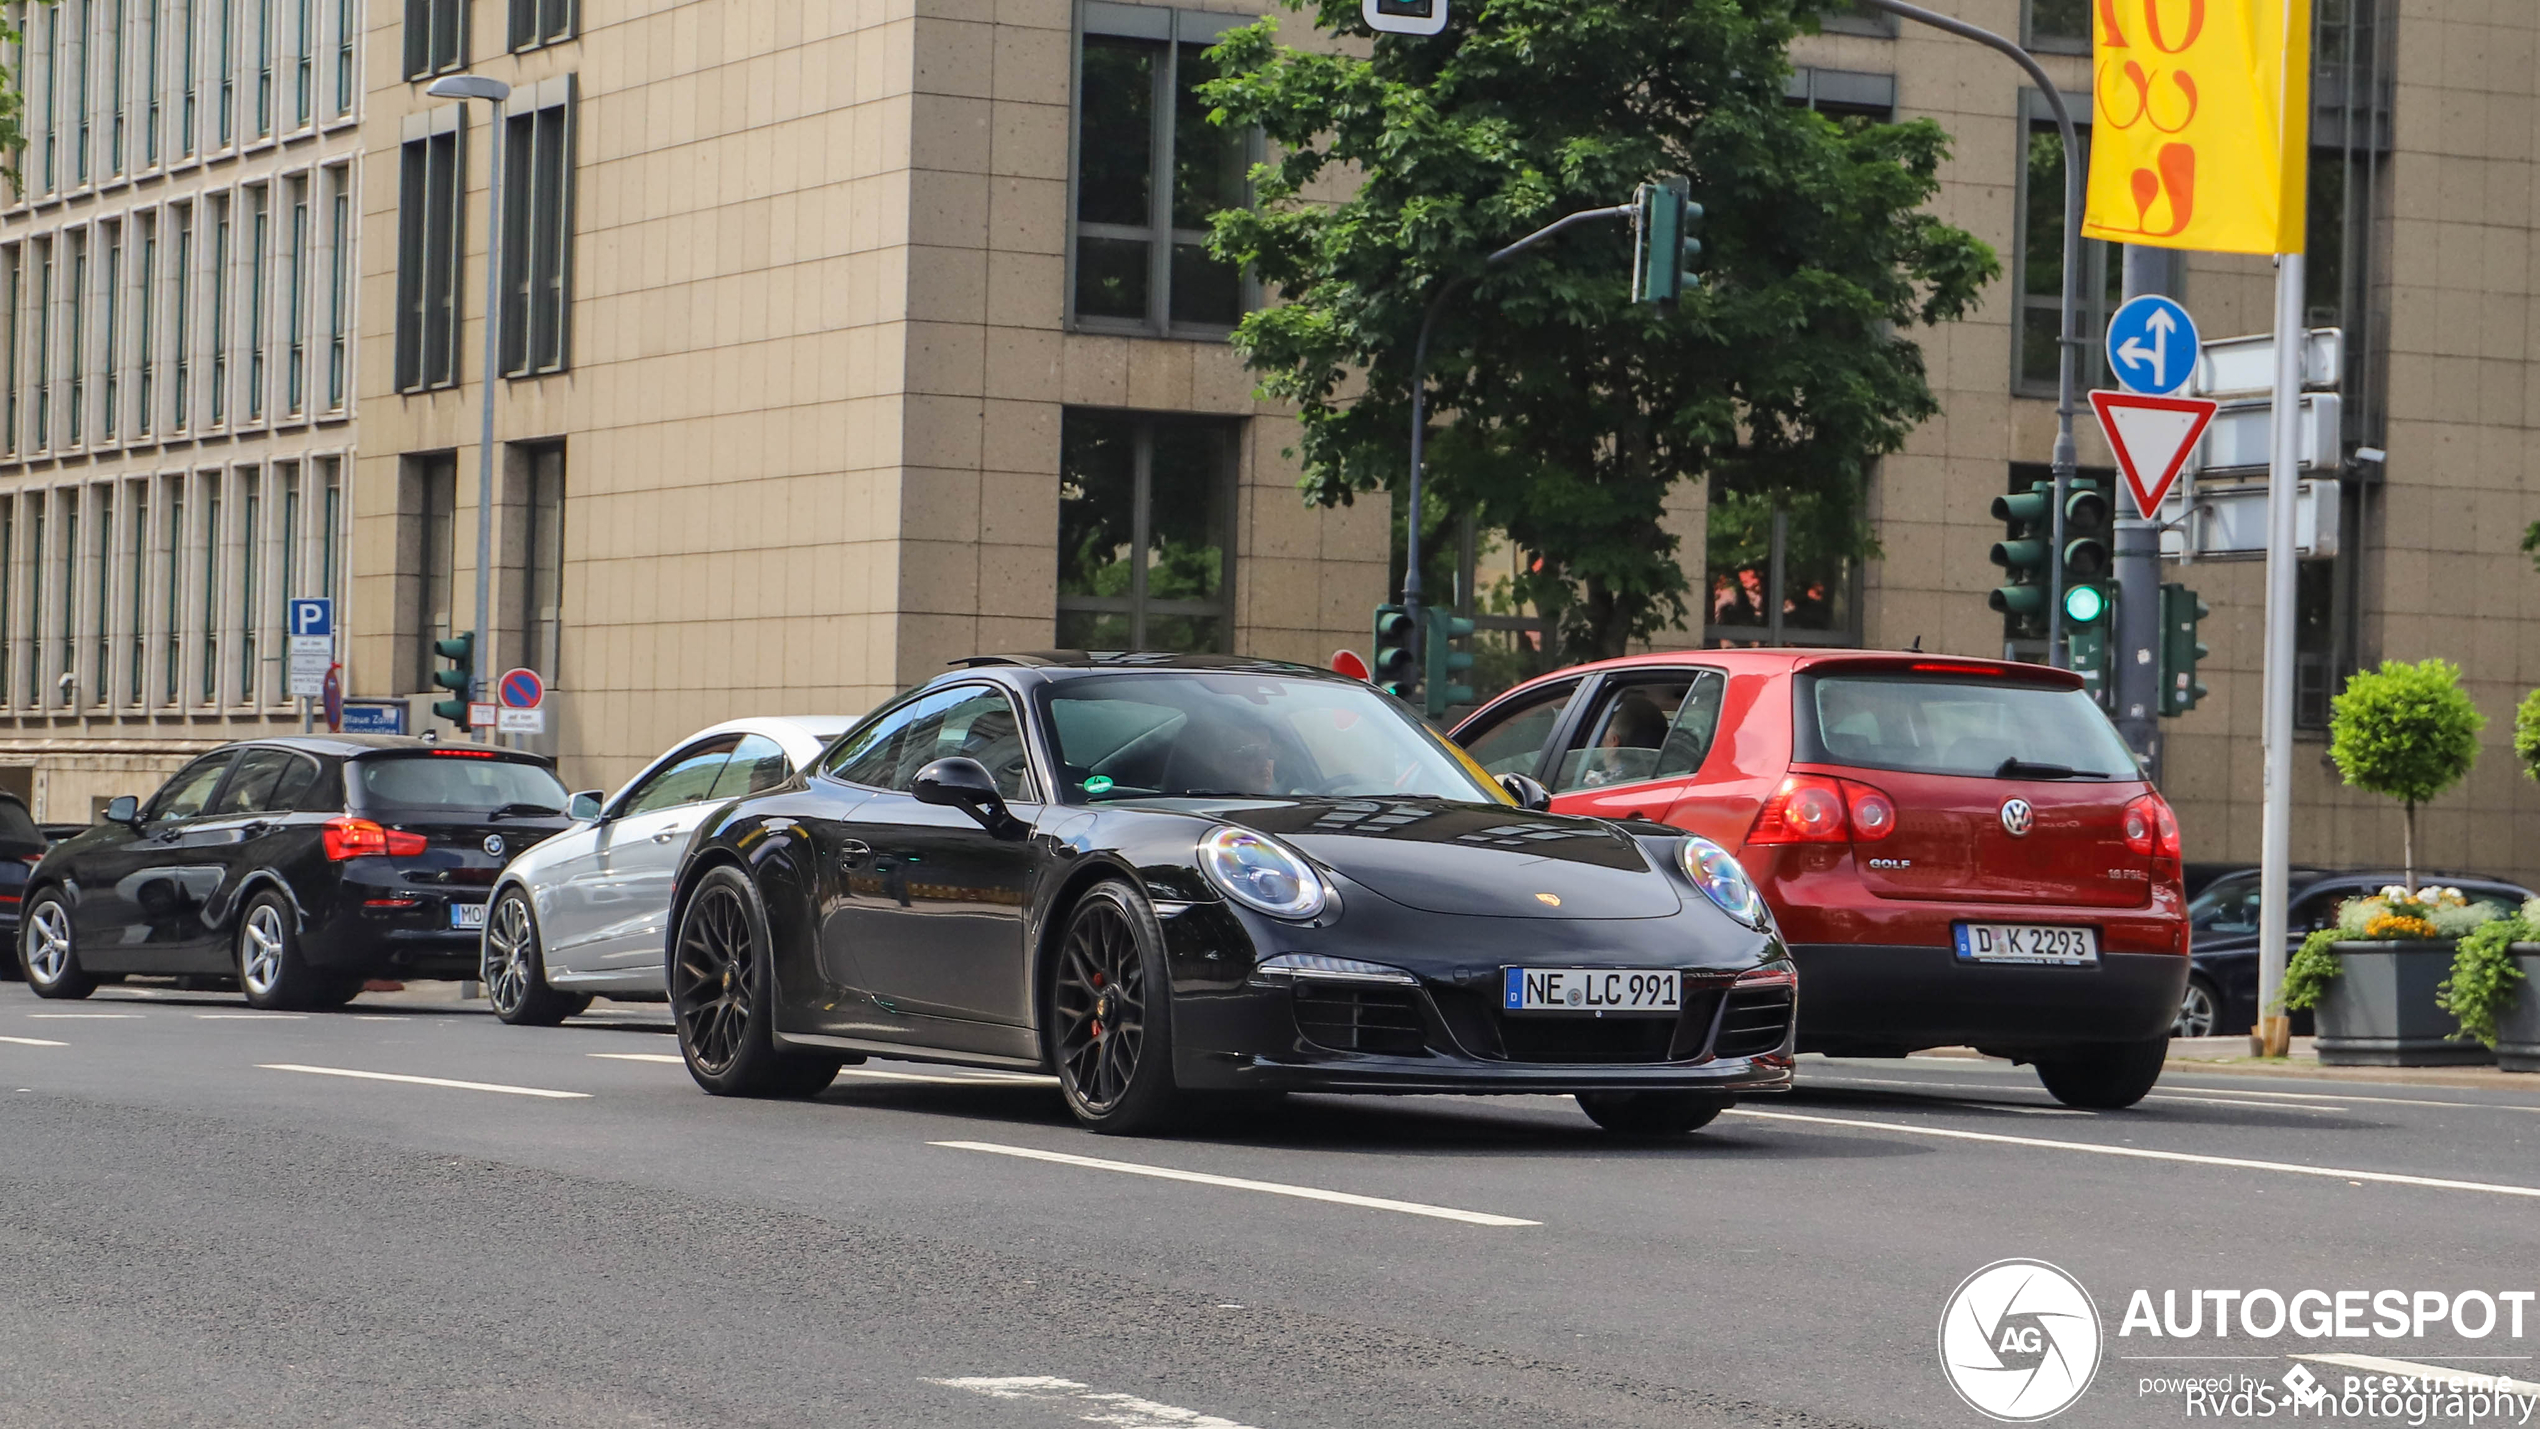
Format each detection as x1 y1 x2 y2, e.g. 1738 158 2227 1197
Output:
40 0 58 191
2012 94 2119 397
136 219 154 435
65 233 84 447
405 455 459 692
1785 67 1896 124
218 0 235 145
1056 410 1237 652
515 442 565 682
502 80 574 376
91 485 111 705
326 166 350 408
160 476 182 703
1702 487 1862 649
256 0 274 136
396 116 465 392
318 455 341 607
145 0 161 165
3 245 18 453
509 0 572 50
172 206 192 430
237 469 259 696
101 224 119 439
404 0 463 78
1815 0 1898 36
74 0 91 185
181 0 197 154
199 473 220 702
109 0 126 174
32 239 51 449
56 494 75 705
126 480 146 704
1071 8 1252 335
334 0 354 115
24 494 44 701
210 195 231 424
0 498 12 706
285 177 308 413
294 0 312 126
2024 0 2090 55
246 186 269 420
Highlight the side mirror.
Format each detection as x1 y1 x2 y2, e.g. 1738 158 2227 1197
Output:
1499 773 1553 812
105 795 141 827
568 790 606 822
913 756 1025 839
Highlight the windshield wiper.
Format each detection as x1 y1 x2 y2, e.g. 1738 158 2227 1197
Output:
1995 758 2107 780
487 802 565 820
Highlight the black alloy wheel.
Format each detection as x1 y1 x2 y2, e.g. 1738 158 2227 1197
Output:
18 892 97 999
1050 880 1184 1134
236 891 361 1011
483 891 592 1027
1575 1090 1729 1136
670 865 842 1098
2033 1036 2169 1110
2171 975 2221 1040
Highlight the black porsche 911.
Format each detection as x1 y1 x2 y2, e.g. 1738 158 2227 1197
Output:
664 654 1796 1135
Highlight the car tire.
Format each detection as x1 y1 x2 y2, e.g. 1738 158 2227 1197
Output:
18 891 97 1000
2034 1037 2169 1110
1575 1090 1728 1136
483 890 592 1027
2172 974 2223 1040
1048 879 1187 1136
236 892 358 1012
670 864 842 1099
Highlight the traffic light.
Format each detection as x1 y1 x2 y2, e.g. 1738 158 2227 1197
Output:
1632 176 1703 305
1988 480 2053 641
1424 608 1476 718
2058 478 2112 635
431 631 476 728
2158 583 2210 717
1372 605 1418 700
2067 604 2110 705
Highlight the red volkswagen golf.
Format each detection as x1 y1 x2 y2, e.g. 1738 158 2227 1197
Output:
1451 650 2188 1108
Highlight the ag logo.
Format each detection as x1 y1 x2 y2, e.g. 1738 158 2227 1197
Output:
1999 798 2035 838
1938 1259 2101 1422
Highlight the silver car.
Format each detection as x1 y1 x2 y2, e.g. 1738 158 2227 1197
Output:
480 715 853 1025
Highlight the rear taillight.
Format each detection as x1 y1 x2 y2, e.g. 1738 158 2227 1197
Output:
323 817 429 860
2121 793 2182 860
1747 775 1896 845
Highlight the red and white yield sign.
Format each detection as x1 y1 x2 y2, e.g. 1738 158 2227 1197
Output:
2090 390 2220 519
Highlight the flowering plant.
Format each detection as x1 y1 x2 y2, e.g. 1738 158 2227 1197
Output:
2280 888 2509 1013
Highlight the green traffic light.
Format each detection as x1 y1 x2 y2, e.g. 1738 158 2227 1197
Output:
2063 583 2107 624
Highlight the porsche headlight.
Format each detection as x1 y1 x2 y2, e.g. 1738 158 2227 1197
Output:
1679 835 1770 931
1198 826 1330 921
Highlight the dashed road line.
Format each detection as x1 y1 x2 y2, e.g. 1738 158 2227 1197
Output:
929 1375 1257 1427
933 1140 1538 1227
26 1012 143 1018
1725 1108 2540 1199
0 1035 67 1047
258 1064 590 1099
195 1013 306 1020
2149 1093 2346 1113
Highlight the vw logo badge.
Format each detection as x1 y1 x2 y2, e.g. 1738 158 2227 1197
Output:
1998 799 2035 838
483 834 506 857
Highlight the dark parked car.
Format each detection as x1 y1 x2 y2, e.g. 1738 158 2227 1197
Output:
16 737 573 1009
2176 868 2536 1037
0 792 48 978
662 653 1797 1136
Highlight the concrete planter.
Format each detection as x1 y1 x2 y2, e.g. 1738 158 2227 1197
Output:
2499 945 2540 1074
2313 941 2496 1067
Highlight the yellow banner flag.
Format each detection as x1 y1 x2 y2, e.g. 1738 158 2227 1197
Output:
2083 0 2312 255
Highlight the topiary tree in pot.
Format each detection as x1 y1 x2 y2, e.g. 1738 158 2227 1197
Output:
2326 659 2484 894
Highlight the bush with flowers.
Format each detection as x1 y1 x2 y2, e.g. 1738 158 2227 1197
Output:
2279 885 2508 1012
2434 894 2537 1049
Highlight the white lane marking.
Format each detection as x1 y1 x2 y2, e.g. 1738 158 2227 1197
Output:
1725 1108 2540 1200
2149 1093 2345 1113
258 1064 590 1099
2167 1086 2540 1114
1982 1104 2097 1117
196 1013 307 1020
929 1375 1257 1428
1813 1072 2511 1117
932 1140 1539 1227
588 1052 685 1063
0 1035 68 1047
2293 1353 2540 1396
26 1013 143 1018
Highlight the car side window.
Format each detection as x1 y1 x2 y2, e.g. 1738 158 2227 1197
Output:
1458 681 1579 780
826 689 967 790
270 755 324 811
708 734 792 800
206 749 303 816
1552 670 1728 793
620 737 743 817
146 753 237 823
905 690 1034 800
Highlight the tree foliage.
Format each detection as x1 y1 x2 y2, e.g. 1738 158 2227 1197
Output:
1200 0 1996 659
2514 687 2540 782
2327 658 2485 890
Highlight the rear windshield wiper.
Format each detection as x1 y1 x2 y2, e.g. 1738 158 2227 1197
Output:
1995 758 2107 780
486 802 565 820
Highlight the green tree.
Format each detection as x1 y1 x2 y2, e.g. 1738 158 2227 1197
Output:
2327 658 2485 893
1202 0 1995 660
2514 688 2540 782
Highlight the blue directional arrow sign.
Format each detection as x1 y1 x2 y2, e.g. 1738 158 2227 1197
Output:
2106 294 2201 397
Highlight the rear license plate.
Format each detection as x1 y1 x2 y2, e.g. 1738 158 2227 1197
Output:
1954 923 2098 966
1501 968 1680 1015
450 902 487 931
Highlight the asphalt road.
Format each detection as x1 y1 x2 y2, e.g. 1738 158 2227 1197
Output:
5 986 2538 1428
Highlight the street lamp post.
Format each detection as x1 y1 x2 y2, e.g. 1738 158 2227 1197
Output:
1848 0 2084 669
425 73 512 736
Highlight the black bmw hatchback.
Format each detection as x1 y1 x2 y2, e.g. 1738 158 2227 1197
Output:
16 736 572 1009
665 654 1797 1135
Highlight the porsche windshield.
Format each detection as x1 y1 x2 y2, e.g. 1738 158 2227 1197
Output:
1040 673 1499 803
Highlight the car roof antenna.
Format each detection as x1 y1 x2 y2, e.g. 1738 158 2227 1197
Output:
1908 635 1923 653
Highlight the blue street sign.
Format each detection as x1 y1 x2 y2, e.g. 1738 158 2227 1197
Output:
2106 294 2201 397
289 598 334 637
340 699 406 735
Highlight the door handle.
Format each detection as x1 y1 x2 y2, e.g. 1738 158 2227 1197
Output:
652 829 679 844
837 839 872 865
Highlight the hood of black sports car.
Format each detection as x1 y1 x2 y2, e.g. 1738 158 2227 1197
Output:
1212 800 1683 920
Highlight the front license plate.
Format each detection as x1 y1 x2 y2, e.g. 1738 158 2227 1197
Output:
450 902 487 931
1502 967 1681 1015
1954 923 2098 966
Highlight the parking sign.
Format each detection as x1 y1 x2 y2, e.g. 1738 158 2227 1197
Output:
288 598 336 697
289 599 334 637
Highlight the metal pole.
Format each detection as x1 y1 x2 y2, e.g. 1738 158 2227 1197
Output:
470 107 505 742
2254 251 2305 1058
1403 203 1635 676
2112 246 2177 776
1849 0 2081 668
